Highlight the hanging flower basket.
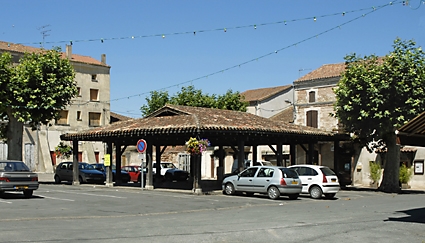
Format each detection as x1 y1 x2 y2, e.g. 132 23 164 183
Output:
55 141 73 159
185 137 210 155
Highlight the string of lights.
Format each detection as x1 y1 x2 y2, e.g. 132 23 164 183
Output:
109 1 400 104
6 0 411 114
13 2 401 47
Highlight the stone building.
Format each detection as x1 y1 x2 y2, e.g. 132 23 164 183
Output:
0 41 110 172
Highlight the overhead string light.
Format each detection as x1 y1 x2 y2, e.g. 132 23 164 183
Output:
109 1 400 103
14 1 401 46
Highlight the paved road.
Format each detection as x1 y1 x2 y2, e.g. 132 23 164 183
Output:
0 184 424 243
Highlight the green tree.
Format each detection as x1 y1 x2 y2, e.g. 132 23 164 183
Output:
140 90 170 116
0 48 77 161
140 85 248 116
333 38 425 193
170 86 216 108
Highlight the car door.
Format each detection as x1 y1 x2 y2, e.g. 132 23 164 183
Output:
296 167 318 193
251 167 274 193
63 162 73 182
233 167 258 192
290 166 314 193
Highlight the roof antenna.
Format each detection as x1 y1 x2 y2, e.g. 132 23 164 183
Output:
37 24 51 48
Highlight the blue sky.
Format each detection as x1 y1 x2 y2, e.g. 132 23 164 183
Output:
2 0 425 118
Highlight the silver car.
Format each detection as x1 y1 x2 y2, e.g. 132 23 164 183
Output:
0 160 39 198
222 166 302 200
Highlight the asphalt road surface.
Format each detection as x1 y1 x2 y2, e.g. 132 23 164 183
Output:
0 184 424 243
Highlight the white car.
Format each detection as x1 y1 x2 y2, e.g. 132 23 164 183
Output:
288 164 340 199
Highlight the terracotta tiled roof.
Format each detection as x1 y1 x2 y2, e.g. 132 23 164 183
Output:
269 107 294 123
295 63 346 82
61 104 344 143
0 40 108 67
241 85 292 102
110 112 133 123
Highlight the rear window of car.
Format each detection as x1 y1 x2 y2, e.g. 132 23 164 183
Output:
320 167 336 176
280 168 299 178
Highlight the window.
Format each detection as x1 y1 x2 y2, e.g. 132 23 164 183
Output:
308 91 316 103
414 160 424 175
56 110 69 125
90 89 99 101
77 87 82 97
240 167 258 177
91 74 97 82
89 112 101 127
257 168 274 177
306 110 318 128
76 111 82 121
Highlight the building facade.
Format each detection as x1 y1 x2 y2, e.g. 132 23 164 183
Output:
0 41 111 172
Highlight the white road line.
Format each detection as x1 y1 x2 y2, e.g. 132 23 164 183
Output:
51 190 127 199
37 195 75 201
0 200 12 204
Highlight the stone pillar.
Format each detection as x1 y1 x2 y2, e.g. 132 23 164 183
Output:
192 154 202 194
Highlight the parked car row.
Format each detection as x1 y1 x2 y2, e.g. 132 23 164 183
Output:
54 162 189 184
222 164 340 200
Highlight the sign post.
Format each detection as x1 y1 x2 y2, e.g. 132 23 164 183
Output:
137 139 147 190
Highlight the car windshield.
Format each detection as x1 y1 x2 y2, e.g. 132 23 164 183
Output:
321 167 336 176
79 163 95 170
0 161 30 172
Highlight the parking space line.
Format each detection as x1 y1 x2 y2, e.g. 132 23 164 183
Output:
37 194 75 201
51 189 127 199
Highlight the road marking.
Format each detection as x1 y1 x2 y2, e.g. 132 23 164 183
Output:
50 190 127 199
0 200 12 204
37 194 75 201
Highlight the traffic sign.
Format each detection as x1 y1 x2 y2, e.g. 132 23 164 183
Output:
137 139 147 153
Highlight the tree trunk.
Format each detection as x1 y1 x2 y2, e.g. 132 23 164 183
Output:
6 109 24 161
378 133 400 193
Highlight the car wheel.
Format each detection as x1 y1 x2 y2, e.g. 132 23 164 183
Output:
23 190 33 198
54 175 61 184
288 194 299 200
224 183 235 195
324 193 336 199
267 186 280 200
309 186 323 199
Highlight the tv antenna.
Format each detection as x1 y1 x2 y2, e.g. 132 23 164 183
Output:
37 24 51 48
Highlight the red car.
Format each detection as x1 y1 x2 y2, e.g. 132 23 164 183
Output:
121 166 142 183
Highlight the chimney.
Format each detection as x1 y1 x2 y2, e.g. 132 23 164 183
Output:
101 54 106 65
66 45 72 59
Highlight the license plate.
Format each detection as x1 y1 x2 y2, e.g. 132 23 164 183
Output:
14 186 29 190
291 181 298 185
331 179 336 182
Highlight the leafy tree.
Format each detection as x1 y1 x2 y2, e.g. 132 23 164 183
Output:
140 90 170 116
333 38 425 193
140 85 248 116
170 86 216 108
0 48 76 161
216 89 248 112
